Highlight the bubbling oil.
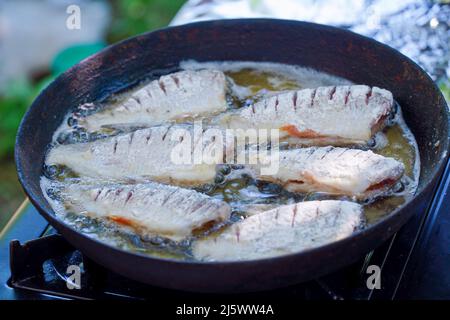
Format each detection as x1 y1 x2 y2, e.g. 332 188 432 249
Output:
41 61 420 260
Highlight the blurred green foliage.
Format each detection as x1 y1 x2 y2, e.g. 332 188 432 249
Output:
440 81 450 103
0 79 38 159
108 0 185 42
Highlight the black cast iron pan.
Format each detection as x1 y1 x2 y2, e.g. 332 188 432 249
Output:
15 19 449 293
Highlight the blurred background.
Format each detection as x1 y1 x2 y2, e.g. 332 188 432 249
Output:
0 0 449 229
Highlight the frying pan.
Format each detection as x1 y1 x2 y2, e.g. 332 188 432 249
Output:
15 19 449 293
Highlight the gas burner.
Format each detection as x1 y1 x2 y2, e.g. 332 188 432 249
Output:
7 233 373 300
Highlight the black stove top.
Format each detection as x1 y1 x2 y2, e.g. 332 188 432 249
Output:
1 159 449 300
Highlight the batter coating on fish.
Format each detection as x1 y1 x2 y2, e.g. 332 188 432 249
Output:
193 200 362 261
77 69 228 131
60 182 231 241
249 147 404 199
46 124 232 185
222 85 393 145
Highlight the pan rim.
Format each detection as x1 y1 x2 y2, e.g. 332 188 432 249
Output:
15 18 450 267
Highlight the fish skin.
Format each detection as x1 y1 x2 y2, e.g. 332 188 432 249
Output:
46 124 232 186
78 69 228 131
193 200 362 261
61 182 231 241
222 85 393 145
249 147 404 199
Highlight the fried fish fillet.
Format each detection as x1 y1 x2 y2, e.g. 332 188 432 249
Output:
193 200 362 261
61 182 231 241
46 124 231 186
248 147 404 199
222 85 393 145
78 69 228 131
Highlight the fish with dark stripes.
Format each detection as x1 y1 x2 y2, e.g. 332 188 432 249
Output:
193 200 362 261
248 147 404 199
58 181 231 241
77 69 228 131
46 124 232 186
221 85 393 145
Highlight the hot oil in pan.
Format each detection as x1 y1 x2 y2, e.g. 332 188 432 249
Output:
42 62 420 260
